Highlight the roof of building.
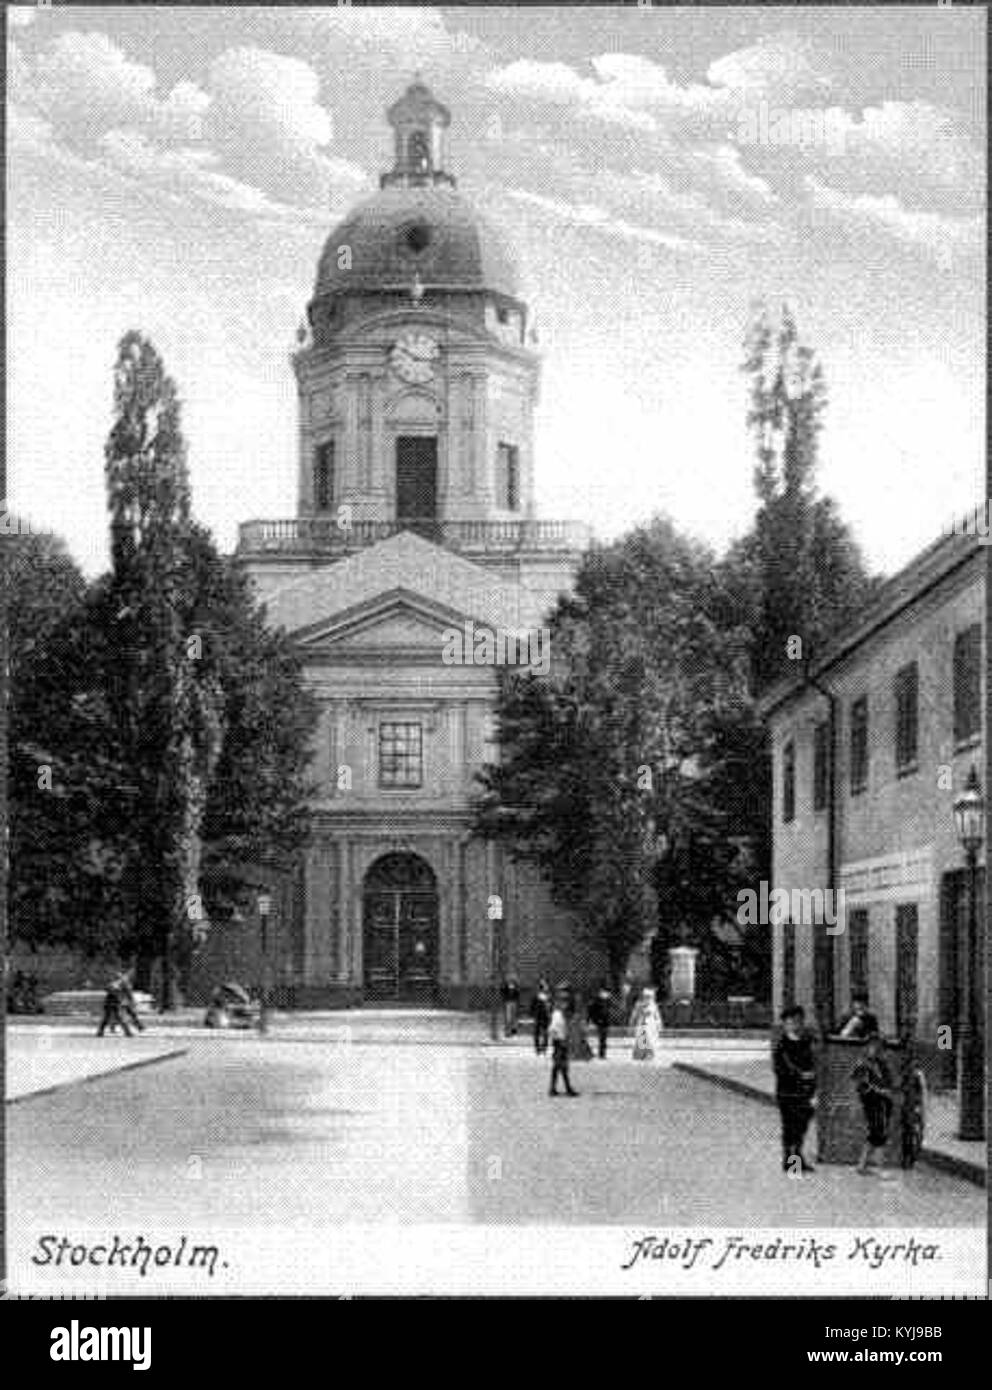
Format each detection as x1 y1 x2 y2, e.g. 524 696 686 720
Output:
313 184 520 302
760 518 985 720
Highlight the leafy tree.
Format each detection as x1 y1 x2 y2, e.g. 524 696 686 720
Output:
5 530 136 956
477 518 755 984
104 332 226 1006
734 302 879 691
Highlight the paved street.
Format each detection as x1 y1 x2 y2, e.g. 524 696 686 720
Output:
8 1022 982 1240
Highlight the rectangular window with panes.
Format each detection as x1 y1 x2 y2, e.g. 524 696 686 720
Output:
849 696 868 796
313 440 335 513
782 739 795 823
894 661 918 772
953 624 982 745
813 721 829 812
378 722 423 789
496 442 520 512
848 908 869 998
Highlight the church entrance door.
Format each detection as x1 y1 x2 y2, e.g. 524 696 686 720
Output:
362 853 439 1002
396 436 438 542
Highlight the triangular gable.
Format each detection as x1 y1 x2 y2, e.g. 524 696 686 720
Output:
262 529 531 636
293 588 490 652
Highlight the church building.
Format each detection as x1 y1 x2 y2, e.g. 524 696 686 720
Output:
231 81 600 1007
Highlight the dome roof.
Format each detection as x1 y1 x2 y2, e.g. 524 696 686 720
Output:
313 184 520 303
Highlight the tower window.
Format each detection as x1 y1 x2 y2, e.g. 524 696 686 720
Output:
408 131 431 175
782 739 795 823
313 441 334 513
405 222 432 254
379 722 423 789
497 442 520 512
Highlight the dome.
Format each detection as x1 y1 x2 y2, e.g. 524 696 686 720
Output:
313 184 521 303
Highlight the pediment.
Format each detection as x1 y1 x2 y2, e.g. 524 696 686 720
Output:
299 592 478 654
263 529 531 636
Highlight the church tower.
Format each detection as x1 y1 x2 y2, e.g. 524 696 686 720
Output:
241 78 585 613
231 84 597 1010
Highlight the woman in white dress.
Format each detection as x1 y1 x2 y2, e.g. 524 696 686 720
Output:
631 986 664 1061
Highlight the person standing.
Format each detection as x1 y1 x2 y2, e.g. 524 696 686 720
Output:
852 1032 894 1176
500 976 520 1036
96 976 132 1038
630 986 663 1061
588 983 613 1059
772 1005 816 1173
548 990 579 1097
531 977 552 1055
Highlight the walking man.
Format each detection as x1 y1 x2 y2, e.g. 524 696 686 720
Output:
548 989 579 1097
772 1005 816 1173
500 975 520 1037
118 971 145 1033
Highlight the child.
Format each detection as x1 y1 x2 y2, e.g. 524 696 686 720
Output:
772 1004 816 1173
548 991 578 1097
852 1032 894 1176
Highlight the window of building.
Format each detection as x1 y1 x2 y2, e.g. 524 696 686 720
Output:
313 441 334 513
895 904 919 1038
894 662 919 772
378 722 423 789
813 722 829 812
407 131 431 175
848 908 869 999
849 696 868 796
496 442 520 512
782 739 795 823
782 920 797 1010
953 624 982 745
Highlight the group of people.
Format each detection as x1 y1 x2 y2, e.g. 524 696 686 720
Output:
773 994 894 1177
96 971 145 1037
501 976 667 1098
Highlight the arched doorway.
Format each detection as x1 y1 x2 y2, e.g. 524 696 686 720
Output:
363 853 439 1003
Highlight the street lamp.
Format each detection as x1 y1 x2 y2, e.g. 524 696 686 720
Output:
257 890 272 1036
952 765 985 1141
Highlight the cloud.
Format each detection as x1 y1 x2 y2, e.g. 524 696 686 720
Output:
804 175 983 264
506 187 700 253
706 32 833 102
7 7 36 30
32 30 201 141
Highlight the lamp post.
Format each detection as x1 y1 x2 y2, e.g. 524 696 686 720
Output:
257 890 272 1036
952 765 985 1141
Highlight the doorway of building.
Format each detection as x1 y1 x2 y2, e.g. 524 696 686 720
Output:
396 436 438 541
363 853 439 1003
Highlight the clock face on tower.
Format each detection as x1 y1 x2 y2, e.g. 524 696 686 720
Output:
390 332 439 384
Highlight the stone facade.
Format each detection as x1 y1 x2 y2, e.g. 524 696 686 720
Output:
234 82 602 1007
763 527 985 1082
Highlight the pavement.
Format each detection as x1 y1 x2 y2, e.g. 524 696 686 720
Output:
6 1014 983 1228
672 1056 986 1187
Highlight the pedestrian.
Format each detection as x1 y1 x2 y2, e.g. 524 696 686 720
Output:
852 1032 894 1176
96 976 132 1038
621 972 634 1024
500 975 520 1036
588 983 613 1059
772 1004 816 1173
118 971 145 1033
837 991 879 1040
531 977 552 1054
630 986 663 1061
548 988 579 1097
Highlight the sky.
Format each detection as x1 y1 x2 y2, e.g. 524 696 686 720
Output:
5 4 986 580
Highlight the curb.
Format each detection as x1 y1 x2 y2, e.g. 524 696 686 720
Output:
672 1062 986 1189
6 1048 188 1106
